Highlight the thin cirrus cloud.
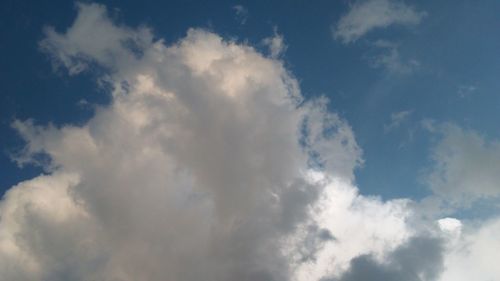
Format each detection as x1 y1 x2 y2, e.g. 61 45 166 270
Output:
333 0 427 44
384 109 413 132
233 4 249 25
368 39 420 74
0 2 499 281
333 0 425 75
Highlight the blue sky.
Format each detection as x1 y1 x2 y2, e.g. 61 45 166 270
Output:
0 1 499 280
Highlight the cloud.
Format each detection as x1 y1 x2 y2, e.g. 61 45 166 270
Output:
39 3 154 75
2 3 498 281
457 85 477 98
438 218 462 235
327 236 445 281
233 5 249 25
384 109 413 132
0 3 421 281
439 217 500 281
290 175 413 280
368 40 420 74
424 123 500 208
262 27 287 59
333 0 426 44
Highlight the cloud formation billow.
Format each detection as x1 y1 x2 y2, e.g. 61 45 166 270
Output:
1 3 499 281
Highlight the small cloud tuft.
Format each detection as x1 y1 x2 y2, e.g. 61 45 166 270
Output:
333 0 427 44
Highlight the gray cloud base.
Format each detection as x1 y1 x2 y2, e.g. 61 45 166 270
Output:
327 236 444 281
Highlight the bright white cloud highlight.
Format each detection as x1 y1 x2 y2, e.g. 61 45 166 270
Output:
440 217 500 281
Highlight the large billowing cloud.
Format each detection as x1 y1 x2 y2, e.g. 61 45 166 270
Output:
0 3 496 281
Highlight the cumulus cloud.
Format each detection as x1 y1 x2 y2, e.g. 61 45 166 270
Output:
333 0 426 44
290 175 413 281
2 3 497 281
0 3 422 281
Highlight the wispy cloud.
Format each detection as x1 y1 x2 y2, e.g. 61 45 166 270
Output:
457 84 477 98
333 0 426 44
368 40 420 74
262 27 287 58
232 4 249 25
384 109 413 132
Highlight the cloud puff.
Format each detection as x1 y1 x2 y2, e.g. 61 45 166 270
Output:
333 0 426 44
439 217 500 281
424 123 500 208
262 27 287 59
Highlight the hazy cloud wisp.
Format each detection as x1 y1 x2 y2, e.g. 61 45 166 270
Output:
334 0 426 44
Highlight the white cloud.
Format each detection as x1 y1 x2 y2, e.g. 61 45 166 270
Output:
2 3 498 281
1 3 420 281
290 176 413 281
424 123 500 208
439 217 500 281
438 217 462 243
438 217 462 234
262 27 287 59
334 0 426 44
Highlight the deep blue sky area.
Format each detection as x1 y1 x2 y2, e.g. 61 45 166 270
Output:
1 0 500 201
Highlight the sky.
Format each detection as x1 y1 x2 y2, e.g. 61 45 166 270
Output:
0 1 499 280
